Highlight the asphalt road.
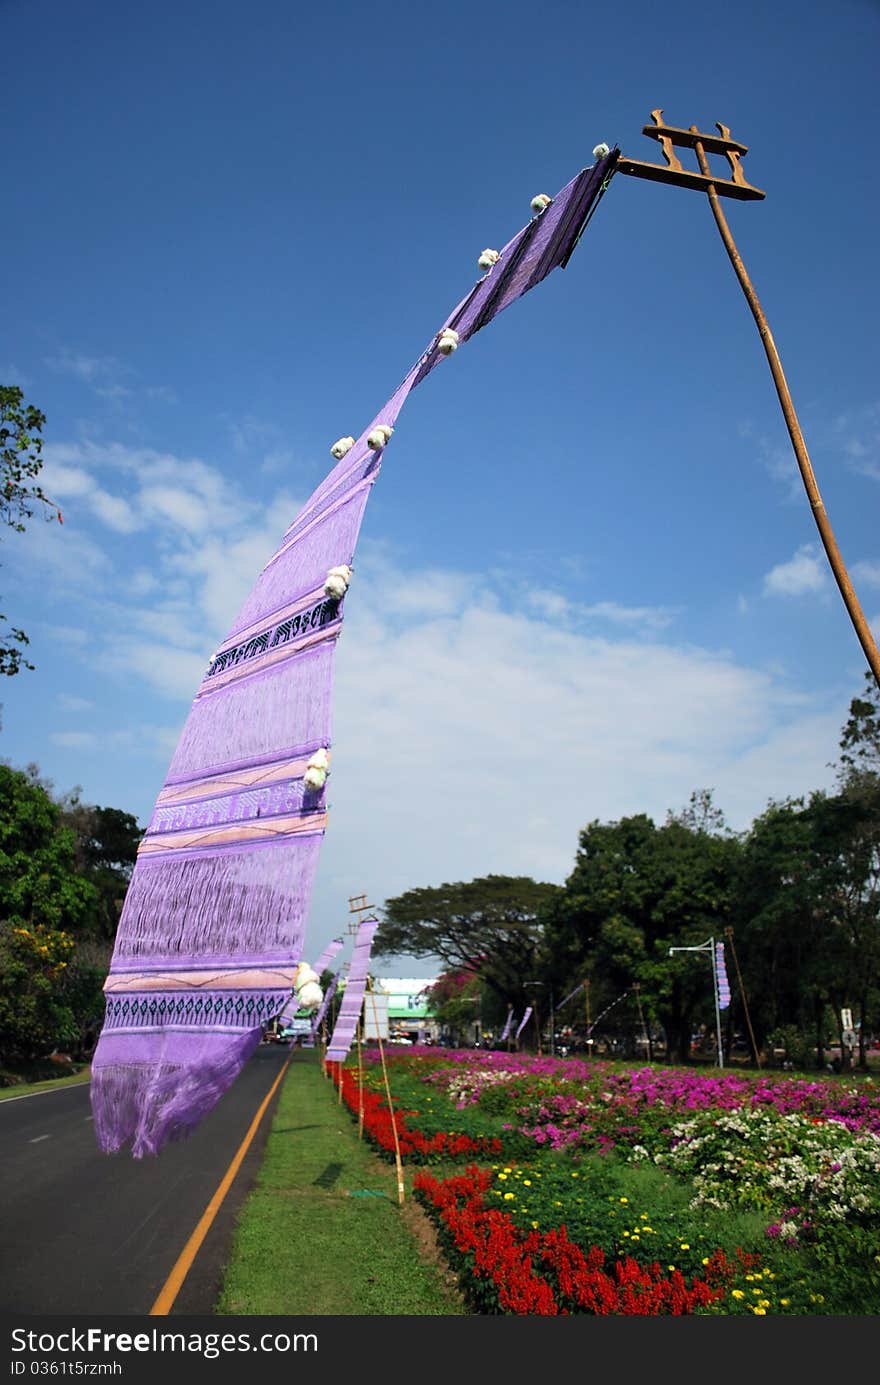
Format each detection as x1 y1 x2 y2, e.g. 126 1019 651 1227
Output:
0 1044 289 1317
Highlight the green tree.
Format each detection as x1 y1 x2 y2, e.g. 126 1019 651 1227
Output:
58 796 142 940
0 764 100 1061
374 875 562 1018
1 386 61 675
543 795 741 1062
0 922 78 1060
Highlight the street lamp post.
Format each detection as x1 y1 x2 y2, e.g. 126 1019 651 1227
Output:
668 938 723 1068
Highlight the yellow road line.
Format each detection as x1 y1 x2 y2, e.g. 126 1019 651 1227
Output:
150 1057 291 1316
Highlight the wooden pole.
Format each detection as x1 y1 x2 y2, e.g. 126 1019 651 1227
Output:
724 926 762 1068
368 979 405 1205
689 128 880 691
584 979 592 1058
356 1017 365 1140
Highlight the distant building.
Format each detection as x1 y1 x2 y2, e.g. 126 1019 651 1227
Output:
373 977 439 1043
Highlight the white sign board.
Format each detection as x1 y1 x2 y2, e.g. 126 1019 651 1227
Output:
362 992 389 1039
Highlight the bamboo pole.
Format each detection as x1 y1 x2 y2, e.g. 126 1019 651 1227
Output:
690 128 880 691
724 925 762 1068
367 978 405 1205
584 979 592 1058
356 1017 365 1140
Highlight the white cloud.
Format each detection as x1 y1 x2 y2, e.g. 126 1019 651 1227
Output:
46 350 124 384
56 694 94 711
51 731 98 749
852 560 880 588
304 553 845 954
762 545 829 598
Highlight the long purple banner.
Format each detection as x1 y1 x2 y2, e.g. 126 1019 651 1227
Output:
310 970 339 1038
313 936 345 976
326 917 379 1061
514 1006 533 1041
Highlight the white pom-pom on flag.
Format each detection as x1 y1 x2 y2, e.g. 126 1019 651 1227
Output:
297 980 323 1011
477 248 500 269
304 747 330 790
330 436 355 459
530 193 553 214
367 423 394 450
593 142 610 158
324 564 352 599
437 328 460 356
292 962 323 1012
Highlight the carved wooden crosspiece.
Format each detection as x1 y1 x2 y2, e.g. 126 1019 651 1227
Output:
617 109 765 200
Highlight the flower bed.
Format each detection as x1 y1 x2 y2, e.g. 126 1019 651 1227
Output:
334 1048 880 1313
413 1165 744 1315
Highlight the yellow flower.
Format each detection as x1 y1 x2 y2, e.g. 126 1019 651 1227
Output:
759 1300 770 1309
622 1231 630 1238
745 1273 755 1281
644 1227 654 1234
498 1173 508 1181
731 1290 745 1300
531 1221 539 1229
752 1307 766 1316
780 1299 790 1307
619 1197 628 1204
523 1179 532 1186
503 1192 514 1200
668 1266 676 1272
679 1243 690 1251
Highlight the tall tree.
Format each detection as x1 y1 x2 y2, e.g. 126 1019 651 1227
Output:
543 798 741 1061
1 386 61 675
374 875 561 1016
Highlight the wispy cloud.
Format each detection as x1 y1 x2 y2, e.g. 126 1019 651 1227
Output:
56 694 94 712
851 560 880 587
762 544 829 598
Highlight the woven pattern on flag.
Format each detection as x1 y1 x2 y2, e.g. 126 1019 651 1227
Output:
90 150 619 1157
326 917 378 1061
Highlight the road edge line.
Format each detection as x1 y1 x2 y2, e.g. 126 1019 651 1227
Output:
150 1056 291 1316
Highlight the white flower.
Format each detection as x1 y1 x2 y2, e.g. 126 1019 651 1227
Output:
367 423 393 450
477 248 500 269
593 142 610 158
330 436 355 459
530 192 553 214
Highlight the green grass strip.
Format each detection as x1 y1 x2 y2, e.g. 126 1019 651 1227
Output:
0 1068 91 1101
215 1050 466 1316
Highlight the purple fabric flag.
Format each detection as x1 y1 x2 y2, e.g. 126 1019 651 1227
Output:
514 1006 533 1041
90 149 618 1157
313 936 345 977
276 935 345 1028
326 917 379 1061
310 970 339 1039
715 942 731 1010
499 1007 514 1042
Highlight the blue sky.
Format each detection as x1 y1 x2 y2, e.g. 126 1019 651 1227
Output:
1 0 878 974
